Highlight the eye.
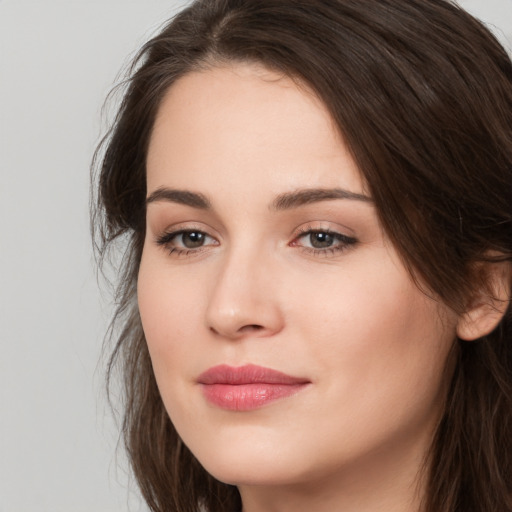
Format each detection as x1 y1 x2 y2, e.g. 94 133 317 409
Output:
306 231 337 249
156 229 218 255
291 228 357 255
176 231 209 248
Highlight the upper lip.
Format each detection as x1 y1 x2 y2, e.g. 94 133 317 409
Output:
198 364 310 385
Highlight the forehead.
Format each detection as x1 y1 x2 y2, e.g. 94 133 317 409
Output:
146 63 365 197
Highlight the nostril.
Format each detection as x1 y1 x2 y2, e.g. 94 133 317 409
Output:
209 324 264 338
240 324 264 333
209 323 267 339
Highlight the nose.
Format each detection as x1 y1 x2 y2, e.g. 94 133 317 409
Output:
205 246 284 340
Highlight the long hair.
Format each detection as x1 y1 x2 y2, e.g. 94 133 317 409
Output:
92 1 512 510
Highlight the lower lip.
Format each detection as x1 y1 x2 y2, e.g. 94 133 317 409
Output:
200 383 308 411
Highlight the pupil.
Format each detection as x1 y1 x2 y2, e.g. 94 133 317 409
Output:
310 232 333 248
183 232 205 248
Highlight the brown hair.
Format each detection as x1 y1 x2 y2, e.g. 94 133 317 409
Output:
92 1 512 510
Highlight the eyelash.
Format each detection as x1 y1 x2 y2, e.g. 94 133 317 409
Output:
291 226 358 257
155 228 218 257
155 226 358 258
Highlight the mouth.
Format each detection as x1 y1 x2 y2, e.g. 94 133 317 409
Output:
197 364 311 411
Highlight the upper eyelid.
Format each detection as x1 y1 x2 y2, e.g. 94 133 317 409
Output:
154 221 219 238
153 222 357 245
292 221 355 237
156 228 218 243
292 229 356 243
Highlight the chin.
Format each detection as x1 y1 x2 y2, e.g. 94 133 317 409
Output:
183 427 314 487
202 457 307 488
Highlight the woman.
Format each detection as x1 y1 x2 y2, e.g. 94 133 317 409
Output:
92 0 512 511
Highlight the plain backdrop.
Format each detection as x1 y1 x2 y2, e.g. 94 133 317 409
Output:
0 1 511 511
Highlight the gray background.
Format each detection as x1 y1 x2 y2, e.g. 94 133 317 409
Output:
0 1 510 511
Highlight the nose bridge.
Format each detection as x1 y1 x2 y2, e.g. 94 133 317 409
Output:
205 239 283 339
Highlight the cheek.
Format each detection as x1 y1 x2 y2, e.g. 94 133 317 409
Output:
286 251 456 413
137 253 204 378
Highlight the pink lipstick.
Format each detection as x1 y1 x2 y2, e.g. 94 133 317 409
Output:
198 364 310 411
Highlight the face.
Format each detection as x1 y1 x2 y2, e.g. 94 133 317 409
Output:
138 63 458 493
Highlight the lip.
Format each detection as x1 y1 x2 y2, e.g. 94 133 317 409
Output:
197 364 310 411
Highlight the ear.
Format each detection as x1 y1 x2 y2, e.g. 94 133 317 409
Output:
457 260 512 341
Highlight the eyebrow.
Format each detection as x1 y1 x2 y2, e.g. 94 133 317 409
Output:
145 186 372 210
271 188 372 210
146 187 211 209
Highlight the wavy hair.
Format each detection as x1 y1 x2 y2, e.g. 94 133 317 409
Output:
92 1 512 510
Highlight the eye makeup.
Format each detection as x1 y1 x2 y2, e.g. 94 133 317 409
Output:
154 223 358 259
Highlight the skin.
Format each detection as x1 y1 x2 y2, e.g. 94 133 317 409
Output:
138 63 461 512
